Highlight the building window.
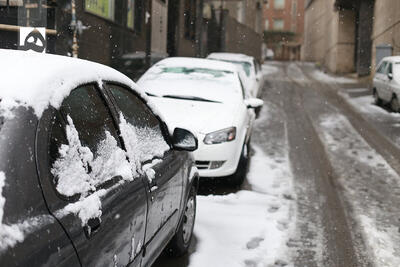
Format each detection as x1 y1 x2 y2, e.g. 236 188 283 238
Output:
184 0 196 40
85 0 115 21
265 19 269 30
274 0 285 10
273 19 284 30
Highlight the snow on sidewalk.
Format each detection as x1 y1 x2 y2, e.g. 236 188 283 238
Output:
316 113 400 267
189 110 296 267
311 69 357 84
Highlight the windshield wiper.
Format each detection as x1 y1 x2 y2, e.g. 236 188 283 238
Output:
162 94 221 103
146 92 159 97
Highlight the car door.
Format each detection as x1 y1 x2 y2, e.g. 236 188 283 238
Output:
386 62 395 99
104 83 185 265
239 77 255 143
375 61 389 100
36 84 148 267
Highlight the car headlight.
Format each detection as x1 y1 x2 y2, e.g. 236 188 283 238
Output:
203 127 236 145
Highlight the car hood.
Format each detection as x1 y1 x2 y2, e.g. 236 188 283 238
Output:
149 96 238 135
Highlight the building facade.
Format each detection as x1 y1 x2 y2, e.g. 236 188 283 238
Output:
263 0 305 60
302 0 375 76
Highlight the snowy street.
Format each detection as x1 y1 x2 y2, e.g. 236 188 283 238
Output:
153 62 400 267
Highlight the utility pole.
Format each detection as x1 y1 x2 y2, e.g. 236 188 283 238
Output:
145 0 152 69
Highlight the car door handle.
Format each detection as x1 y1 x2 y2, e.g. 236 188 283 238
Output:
84 217 101 238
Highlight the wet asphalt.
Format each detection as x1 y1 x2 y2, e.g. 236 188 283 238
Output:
153 62 400 267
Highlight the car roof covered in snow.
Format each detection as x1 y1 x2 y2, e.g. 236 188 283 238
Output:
152 57 239 73
0 49 146 118
381 56 400 63
207 52 254 63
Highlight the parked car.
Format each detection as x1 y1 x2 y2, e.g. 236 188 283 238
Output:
137 57 263 185
111 51 168 81
0 49 199 267
373 56 400 111
207 52 264 98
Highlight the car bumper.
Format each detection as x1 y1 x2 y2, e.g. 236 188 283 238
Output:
192 134 243 177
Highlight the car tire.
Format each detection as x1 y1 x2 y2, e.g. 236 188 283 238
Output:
391 95 400 112
373 89 382 106
166 186 197 257
228 141 250 186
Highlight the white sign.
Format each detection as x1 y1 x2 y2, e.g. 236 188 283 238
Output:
19 27 46 53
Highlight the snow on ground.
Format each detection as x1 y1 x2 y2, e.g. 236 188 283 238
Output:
341 93 400 119
189 107 296 267
311 69 357 84
262 63 279 76
286 63 308 83
316 113 400 267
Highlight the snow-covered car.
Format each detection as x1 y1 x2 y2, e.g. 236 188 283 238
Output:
137 57 264 185
373 56 400 111
0 49 199 267
207 52 264 98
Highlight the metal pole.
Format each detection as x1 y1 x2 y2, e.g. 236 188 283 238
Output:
195 0 204 57
145 0 152 69
71 0 79 58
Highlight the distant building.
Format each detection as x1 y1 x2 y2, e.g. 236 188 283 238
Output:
263 0 305 60
206 0 264 60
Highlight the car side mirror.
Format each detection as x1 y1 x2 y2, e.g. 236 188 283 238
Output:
172 128 198 152
244 98 264 109
388 73 393 80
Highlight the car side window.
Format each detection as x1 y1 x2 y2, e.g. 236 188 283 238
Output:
387 63 393 75
48 85 129 198
59 85 120 151
106 83 170 163
377 61 387 74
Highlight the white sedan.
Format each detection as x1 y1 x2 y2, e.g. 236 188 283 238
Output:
138 57 263 184
207 52 264 98
373 56 400 111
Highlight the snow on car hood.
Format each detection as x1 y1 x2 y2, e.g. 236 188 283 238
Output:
148 96 238 135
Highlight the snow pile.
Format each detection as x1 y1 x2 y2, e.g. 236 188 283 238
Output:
190 145 296 267
119 114 169 170
51 116 132 197
311 69 357 84
342 94 400 118
62 190 106 226
52 114 169 225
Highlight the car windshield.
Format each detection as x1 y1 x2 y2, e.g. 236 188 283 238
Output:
212 60 252 76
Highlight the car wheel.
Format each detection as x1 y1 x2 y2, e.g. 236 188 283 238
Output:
228 141 250 186
166 186 197 257
391 95 400 112
373 89 382 106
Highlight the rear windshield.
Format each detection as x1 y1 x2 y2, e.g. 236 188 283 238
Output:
213 60 252 76
160 67 233 78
